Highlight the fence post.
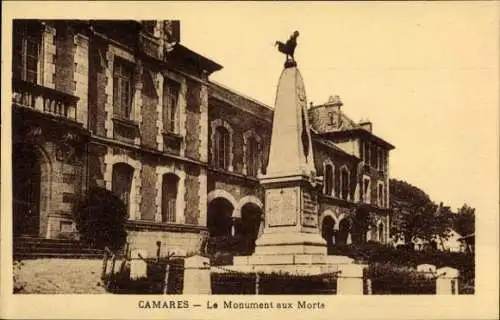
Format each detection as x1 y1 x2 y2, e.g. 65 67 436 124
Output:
156 241 161 263
130 249 148 280
182 255 211 294
366 278 372 295
110 254 116 275
337 264 366 295
101 249 109 280
255 272 260 295
436 267 459 295
163 264 170 294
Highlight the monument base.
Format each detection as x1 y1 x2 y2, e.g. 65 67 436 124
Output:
254 231 328 255
230 254 354 275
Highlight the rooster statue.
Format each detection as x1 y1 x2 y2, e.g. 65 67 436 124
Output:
275 31 300 68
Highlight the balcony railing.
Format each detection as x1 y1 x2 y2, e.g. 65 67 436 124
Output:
12 79 79 121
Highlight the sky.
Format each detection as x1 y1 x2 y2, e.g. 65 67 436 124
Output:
2 2 498 216
176 2 499 215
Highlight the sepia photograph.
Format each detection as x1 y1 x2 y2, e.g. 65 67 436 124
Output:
1 1 498 319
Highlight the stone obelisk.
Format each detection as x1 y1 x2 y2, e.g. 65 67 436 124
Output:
232 32 361 283
233 32 332 273
253 33 326 256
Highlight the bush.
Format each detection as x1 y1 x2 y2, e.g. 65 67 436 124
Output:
365 262 435 294
73 186 128 252
105 258 184 294
211 272 337 295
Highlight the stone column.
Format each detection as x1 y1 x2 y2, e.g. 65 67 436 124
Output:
183 255 211 294
337 264 366 295
436 267 459 295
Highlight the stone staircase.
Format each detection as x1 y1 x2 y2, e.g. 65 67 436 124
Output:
13 236 104 259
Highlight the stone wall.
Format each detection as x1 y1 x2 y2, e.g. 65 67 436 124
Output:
127 229 203 258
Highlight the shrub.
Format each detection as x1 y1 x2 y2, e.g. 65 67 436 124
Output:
105 258 184 294
365 262 435 294
73 186 128 252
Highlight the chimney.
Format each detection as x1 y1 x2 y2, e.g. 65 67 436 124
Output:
359 119 372 132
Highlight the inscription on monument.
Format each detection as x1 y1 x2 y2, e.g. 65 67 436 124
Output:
302 190 318 227
267 188 298 227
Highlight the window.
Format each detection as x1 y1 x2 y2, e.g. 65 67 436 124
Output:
214 126 230 170
112 163 134 217
246 137 260 176
340 167 349 200
371 144 377 168
364 142 371 165
113 59 134 119
161 173 179 223
359 141 364 161
381 150 387 172
324 163 334 196
13 21 41 83
334 167 341 198
363 177 371 203
378 183 384 207
163 79 180 133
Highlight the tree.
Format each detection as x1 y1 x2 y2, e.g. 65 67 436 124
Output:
73 186 128 252
390 179 451 245
453 204 475 236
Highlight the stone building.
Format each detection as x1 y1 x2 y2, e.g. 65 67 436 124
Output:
11 19 394 257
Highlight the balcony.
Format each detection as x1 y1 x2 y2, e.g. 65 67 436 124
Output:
12 79 79 122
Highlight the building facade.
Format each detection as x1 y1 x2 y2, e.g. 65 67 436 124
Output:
11 20 394 257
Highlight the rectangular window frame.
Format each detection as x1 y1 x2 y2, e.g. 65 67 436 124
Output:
113 58 134 120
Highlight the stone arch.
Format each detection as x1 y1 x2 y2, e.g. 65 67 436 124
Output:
104 153 142 220
12 142 52 238
336 216 352 245
237 196 264 253
207 189 237 238
242 130 262 176
210 119 234 171
155 165 186 224
319 209 346 231
207 189 238 214
236 195 263 218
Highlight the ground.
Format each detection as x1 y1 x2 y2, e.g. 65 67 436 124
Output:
14 258 108 294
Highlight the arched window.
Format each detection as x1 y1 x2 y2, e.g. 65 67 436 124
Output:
214 126 230 170
340 167 349 200
162 173 179 223
324 163 334 196
246 137 260 176
112 163 134 216
334 167 341 198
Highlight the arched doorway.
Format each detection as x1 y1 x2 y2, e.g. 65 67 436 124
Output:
336 219 351 245
13 143 44 236
321 216 335 254
207 197 234 254
207 197 234 233
238 203 262 254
